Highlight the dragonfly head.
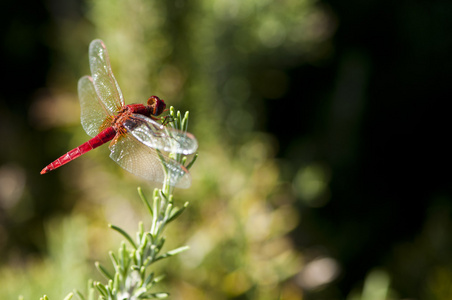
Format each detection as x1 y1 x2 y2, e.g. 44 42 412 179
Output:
147 95 166 116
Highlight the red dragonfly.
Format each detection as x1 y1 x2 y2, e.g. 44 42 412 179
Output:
41 39 197 188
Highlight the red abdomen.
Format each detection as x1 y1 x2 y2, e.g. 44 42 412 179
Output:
40 127 116 174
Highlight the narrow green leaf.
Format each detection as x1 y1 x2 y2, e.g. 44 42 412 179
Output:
113 273 120 292
109 251 119 271
140 230 150 248
167 245 190 255
119 242 130 275
176 110 182 127
133 287 148 298
147 232 155 244
74 289 85 300
135 247 143 266
139 292 169 299
144 272 155 286
153 274 166 283
138 187 153 216
157 236 166 250
109 253 119 274
108 279 114 291
156 149 168 173
185 153 198 170
181 111 190 132
131 248 139 265
153 188 159 198
159 189 168 201
136 222 144 245
163 203 173 222
143 253 153 266
95 262 113 280
95 282 108 297
87 279 95 300
139 266 146 286
63 293 74 300
154 245 189 262
139 221 144 234
152 194 159 226
110 224 137 249
167 202 189 224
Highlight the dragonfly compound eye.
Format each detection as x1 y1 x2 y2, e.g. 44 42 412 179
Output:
156 98 166 115
147 95 166 116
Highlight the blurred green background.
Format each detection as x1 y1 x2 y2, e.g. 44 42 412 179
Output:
1 0 451 299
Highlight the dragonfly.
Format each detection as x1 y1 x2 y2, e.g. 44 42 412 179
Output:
40 39 197 188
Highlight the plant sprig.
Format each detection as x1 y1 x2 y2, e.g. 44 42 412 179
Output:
60 108 197 300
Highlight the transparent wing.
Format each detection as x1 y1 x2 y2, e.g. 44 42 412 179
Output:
109 133 191 188
124 114 198 155
78 75 112 137
89 39 124 115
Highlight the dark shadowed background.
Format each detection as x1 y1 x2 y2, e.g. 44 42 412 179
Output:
1 0 451 299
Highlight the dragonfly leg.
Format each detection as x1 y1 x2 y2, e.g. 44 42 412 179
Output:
161 115 175 126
